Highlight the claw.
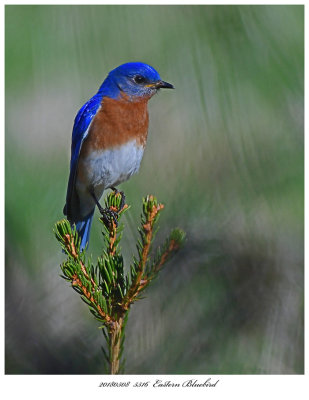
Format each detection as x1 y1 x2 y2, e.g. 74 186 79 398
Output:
101 208 118 228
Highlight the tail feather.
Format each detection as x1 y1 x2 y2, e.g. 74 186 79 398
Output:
74 211 94 251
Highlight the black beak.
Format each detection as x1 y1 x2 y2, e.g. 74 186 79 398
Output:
157 80 174 89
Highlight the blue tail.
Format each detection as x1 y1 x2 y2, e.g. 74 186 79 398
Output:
75 211 94 251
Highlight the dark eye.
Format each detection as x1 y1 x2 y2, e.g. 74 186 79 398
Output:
133 75 146 84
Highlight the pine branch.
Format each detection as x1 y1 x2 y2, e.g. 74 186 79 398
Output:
121 195 165 310
54 192 185 374
148 228 186 279
55 220 115 327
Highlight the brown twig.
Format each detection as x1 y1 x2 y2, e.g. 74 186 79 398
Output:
71 274 115 327
64 233 115 327
152 239 180 274
121 200 164 310
122 239 180 307
109 317 124 374
64 234 96 286
108 219 117 256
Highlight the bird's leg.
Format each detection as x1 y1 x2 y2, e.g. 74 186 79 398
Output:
110 187 126 212
91 191 105 214
90 190 118 227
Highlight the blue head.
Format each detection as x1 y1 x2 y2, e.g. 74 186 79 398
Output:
98 62 174 100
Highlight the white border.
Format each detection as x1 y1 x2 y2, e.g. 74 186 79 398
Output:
1 1 306 399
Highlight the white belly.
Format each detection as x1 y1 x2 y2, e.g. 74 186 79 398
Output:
77 139 144 204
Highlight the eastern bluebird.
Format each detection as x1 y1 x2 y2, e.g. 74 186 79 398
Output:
63 62 173 250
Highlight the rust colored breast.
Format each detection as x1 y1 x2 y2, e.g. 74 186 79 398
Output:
80 94 149 158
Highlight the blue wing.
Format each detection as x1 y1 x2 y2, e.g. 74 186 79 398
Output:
63 92 102 220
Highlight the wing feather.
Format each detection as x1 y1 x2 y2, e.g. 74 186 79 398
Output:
63 93 102 220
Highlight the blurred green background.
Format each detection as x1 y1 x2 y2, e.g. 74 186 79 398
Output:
5 5 303 374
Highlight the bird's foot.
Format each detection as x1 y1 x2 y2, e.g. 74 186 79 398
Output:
91 188 126 228
91 190 119 228
100 188 126 228
100 207 119 228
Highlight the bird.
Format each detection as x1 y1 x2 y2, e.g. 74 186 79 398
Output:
63 62 174 250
